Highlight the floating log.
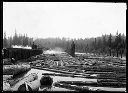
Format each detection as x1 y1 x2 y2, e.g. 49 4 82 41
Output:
98 82 126 88
54 82 125 92
97 73 126 79
84 71 114 74
58 81 97 86
97 79 126 83
54 82 90 91
32 66 76 74
83 66 126 73
57 80 126 88
42 73 95 79
33 66 91 76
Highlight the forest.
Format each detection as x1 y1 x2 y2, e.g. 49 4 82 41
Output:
3 31 126 58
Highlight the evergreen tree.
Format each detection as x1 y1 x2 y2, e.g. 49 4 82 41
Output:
85 44 89 53
102 35 107 55
3 32 8 48
9 36 13 48
97 38 102 55
108 33 112 56
94 38 97 54
114 31 120 57
70 41 75 57
117 33 124 58
22 34 26 46
120 39 125 58
12 29 18 45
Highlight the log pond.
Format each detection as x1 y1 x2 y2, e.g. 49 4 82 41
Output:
10 68 126 92
3 51 126 92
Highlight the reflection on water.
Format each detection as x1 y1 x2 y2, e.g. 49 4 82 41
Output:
12 68 126 91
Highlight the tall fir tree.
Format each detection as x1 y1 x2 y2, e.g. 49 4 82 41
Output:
108 33 112 56
70 41 75 57
3 32 8 48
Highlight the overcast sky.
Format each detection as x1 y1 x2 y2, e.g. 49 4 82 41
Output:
3 2 126 39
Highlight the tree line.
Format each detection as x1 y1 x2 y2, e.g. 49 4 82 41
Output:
3 31 33 48
3 31 126 58
88 32 126 58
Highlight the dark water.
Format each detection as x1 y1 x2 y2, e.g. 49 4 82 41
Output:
11 68 126 91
